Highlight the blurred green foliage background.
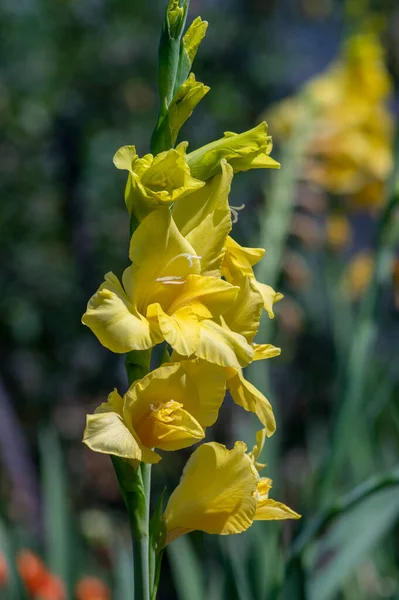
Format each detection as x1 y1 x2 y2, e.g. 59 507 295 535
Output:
1 0 399 598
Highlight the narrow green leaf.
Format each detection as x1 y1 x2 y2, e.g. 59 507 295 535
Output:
221 536 253 600
168 535 204 600
149 489 166 597
309 485 399 600
282 556 307 600
39 426 72 597
0 519 28 599
115 543 135 600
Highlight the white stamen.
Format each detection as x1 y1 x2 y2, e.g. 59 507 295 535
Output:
156 276 185 285
177 252 202 267
230 204 246 224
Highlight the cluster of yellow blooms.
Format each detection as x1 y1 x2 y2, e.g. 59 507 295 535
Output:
269 32 393 209
81 10 299 547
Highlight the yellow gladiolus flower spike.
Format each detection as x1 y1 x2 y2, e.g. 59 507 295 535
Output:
113 142 204 221
187 122 280 182
83 361 228 463
82 207 253 369
163 439 300 544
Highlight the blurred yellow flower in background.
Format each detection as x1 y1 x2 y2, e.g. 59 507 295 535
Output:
269 31 393 209
344 251 375 299
325 213 352 250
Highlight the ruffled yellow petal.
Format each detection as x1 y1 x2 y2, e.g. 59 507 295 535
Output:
223 235 264 280
222 238 283 320
147 303 200 358
95 388 124 416
127 208 202 311
167 274 239 318
113 145 138 171
222 274 264 342
173 161 233 277
252 344 281 361
179 359 227 427
173 160 233 237
197 319 253 369
228 371 276 436
164 441 259 543
81 272 155 354
247 429 267 471
134 400 204 451
255 496 301 521
186 211 232 278
254 282 284 319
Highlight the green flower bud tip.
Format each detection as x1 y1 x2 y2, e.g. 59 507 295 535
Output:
167 0 186 39
183 17 209 63
187 122 280 181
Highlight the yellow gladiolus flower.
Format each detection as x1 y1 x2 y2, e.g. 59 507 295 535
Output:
82 207 253 369
187 122 280 181
163 441 259 543
163 439 300 544
83 361 228 464
113 142 204 221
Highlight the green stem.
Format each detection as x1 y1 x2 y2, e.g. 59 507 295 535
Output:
127 484 151 600
111 456 150 600
125 353 152 600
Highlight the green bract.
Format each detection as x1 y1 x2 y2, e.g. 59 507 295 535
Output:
156 73 210 150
